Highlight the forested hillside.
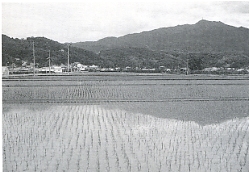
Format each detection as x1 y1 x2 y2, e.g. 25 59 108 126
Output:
2 20 249 70
2 35 100 67
70 20 249 70
73 20 249 54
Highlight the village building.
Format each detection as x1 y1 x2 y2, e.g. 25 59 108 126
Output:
2 66 9 77
52 66 63 73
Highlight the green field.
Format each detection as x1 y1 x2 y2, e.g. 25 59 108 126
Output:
2 74 249 171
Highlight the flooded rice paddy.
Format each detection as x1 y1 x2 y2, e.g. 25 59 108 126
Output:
2 74 249 171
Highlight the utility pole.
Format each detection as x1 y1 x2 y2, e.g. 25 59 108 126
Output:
48 50 51 74
68 44 70 73
33 41 35 76
12 62 14 75
186 58 189 75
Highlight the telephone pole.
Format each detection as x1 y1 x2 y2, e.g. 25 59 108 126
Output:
33 41 35 76
48 50 51 74
68 44 70 73
186 58 189 75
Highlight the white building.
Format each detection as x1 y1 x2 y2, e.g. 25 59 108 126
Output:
2 66 9 76
203 67 220 72
40 67 54 73
52 66 63 73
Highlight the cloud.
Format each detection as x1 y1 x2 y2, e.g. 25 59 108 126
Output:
216 1 249 14
2 1 249 43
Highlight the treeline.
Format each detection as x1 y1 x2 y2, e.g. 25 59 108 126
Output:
99 47 249 70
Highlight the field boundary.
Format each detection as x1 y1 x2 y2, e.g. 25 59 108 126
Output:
2 73 249 81
3 97 249 104
3 78 249 82
2 83 249 87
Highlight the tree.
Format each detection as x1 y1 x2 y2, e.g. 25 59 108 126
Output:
188 56 203 71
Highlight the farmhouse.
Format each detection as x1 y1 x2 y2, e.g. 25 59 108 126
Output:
88 65 100 72
2 66 9 76
203 67 220 72
39 67 54 73
52 66 63 73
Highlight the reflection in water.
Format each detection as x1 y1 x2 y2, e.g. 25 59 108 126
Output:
106 101 249 125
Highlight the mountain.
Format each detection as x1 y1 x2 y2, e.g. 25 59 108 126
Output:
2 35 100 67
73 20 249 54
71 20 249 69
98 47 181 68
2 20 249 70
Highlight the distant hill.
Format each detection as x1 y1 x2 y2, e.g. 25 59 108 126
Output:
98 47 249 70
73 20 249 54
2 20 249 70
71 20 249 69
2 35 100 67
98 47 181 68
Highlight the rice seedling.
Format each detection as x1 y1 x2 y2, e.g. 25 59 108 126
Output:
2 103 248 171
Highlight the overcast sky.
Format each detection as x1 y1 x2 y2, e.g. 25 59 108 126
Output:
2 1 249 43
